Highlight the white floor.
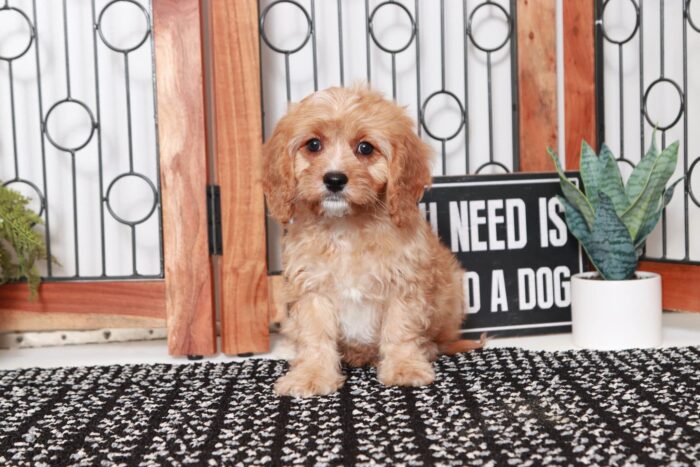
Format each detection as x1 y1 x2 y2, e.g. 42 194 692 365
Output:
1 312 699 370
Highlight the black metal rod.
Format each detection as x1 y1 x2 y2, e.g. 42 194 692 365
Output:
123 47 138 276
661 150 668 257
148 0 165 277
70 152 79 276
660 0 665 78
594 0 605 151
442 140 447 175
257 0 266 140
510 0 520 171
660 1 667 258
284 53 291 102
487 52 494 164
337 0 344 86
683 0 690 260
8 61 19 178
310 0 318 91
256 0 270 271
62 0 72 98
618 44 624 159
440 0 446 91
32 0 53 277
124 53 135 173
91 0 107 277
630 256 700 267
131 226 137 275
391 54 397 100
66 0 80 276
45 273 163 282
414 0 422 136
639 0 644 166
463 0 470 173
365 0 371 84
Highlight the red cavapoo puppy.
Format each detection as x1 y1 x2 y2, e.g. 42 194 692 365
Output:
263 86 482 397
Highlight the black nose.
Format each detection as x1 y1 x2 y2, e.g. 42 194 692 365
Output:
323 171 348 192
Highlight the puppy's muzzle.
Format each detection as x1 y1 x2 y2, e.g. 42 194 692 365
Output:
323 171 348 193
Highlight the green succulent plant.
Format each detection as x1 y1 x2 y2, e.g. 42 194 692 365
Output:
549 135 683 280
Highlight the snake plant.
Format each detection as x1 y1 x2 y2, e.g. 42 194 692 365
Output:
549 135 682 280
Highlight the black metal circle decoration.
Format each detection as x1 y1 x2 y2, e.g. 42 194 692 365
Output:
616 157 636 169
97 0 151 54
3 179 45 217
616 157 636 180
600 0 640 45
259 0 312 55
467 1 512 53
420 90 465 141
368 1 416 54
0 6 35 61
44 99 97 152
475 161 510 174
688 158 700 208
643 78 685 131
105 173 158 225
687 0 700 33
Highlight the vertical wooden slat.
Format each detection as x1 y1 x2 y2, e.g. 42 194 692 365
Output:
153 0 216 356
210 0 270 354
563 0 597 170
517 0 558 172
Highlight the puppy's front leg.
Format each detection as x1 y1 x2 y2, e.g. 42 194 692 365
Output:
377 297 435 387
275 294 344 397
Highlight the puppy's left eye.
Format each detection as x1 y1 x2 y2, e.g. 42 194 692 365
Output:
357 141 374 156
305 138 322 152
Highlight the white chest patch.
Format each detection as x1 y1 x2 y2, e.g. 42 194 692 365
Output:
338 287 379 345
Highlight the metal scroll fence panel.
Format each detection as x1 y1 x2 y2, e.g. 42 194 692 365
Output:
596 0 700 265
259 0 520 272
0 0 163 280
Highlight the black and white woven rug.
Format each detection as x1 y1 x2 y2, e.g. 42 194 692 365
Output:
1 347 699 466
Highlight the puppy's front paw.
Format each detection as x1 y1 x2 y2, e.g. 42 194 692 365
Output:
275 367 345 398
378 358 435 387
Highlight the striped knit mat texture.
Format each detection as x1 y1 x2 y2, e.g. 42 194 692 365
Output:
1 347 699 466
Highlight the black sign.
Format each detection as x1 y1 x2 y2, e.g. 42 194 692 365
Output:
420 172 583 338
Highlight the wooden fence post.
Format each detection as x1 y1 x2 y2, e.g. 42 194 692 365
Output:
563 0 597 169
517 0 558 172
153 0 217 356
209 0 270 355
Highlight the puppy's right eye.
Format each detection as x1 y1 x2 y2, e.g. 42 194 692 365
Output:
305 138 322 153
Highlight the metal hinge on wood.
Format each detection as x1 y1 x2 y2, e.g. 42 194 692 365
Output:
207 185 222 255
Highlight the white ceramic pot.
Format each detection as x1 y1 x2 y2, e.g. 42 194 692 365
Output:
570 271 662 350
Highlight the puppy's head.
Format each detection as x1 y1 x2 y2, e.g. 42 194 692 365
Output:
262 86 433 226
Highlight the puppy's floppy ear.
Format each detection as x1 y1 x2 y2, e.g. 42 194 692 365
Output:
262 117 296 224
387 125 433 226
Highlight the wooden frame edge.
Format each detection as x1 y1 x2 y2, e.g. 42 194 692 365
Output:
516 0 558 172
638 262 700 313
0 281 166 332
209 0 270 355
563 0 597 170
153 0 216 356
